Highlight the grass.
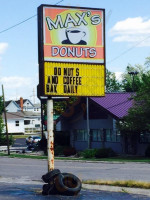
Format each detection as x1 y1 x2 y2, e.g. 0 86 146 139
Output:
0 152 47 159
83 179 150 189
0 152 150 163
13 135 28 139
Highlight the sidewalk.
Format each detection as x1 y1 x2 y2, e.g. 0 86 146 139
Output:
0 177 150 197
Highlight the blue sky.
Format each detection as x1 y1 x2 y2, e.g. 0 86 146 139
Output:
0 0 150 102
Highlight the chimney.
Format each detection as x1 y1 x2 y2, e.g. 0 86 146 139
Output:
20 97 23 111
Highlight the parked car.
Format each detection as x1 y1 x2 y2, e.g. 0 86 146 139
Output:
26 136 41 145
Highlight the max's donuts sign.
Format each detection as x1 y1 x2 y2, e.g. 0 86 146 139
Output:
38 5 105 64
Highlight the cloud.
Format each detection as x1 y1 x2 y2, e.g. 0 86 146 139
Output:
0 76 32 89
109 17 150 46
0 76 39 102
0 43 8 54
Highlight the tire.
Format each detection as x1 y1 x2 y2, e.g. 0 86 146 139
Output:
54 173 82 196
42 169 61 183
42 183 57 195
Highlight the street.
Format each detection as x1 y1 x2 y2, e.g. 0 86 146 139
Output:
0 157 150 199
12 138 26 148
0 157 150 182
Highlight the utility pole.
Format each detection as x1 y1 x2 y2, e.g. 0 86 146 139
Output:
2 85 10 155
47 98 54 172
86 97 90 149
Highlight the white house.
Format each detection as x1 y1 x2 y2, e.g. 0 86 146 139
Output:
3 112 24 134
4 97 41 134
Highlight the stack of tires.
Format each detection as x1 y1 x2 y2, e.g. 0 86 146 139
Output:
42 169 82 196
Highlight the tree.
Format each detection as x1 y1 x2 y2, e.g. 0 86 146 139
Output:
106 69 121 92
121 64 145 92
118 72 150 133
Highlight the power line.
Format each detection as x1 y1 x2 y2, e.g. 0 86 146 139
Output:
107 34 150 64
0 15 37 34
0 0 64 34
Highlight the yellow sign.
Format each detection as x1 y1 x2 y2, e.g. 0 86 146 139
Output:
44 62 105 96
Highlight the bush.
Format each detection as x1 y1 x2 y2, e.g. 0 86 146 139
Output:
63 146 76 157
0 134 14 146
54 145 65 156
82 149 97 158
95 148 116 158
145 145 150 157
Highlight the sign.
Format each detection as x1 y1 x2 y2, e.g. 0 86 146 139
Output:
38 5 105 64
38 5 105 97
44 62 105 96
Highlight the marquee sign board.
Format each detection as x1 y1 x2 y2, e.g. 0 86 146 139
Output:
38 5 105 97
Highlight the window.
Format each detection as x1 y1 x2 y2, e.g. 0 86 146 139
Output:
75 130 87 141
140 132 150 143
105 129 121 142
15 121 19 126
24 120 30 125
91 129 103 142
106 129 111 141
35 124 40 128
116 130 121 142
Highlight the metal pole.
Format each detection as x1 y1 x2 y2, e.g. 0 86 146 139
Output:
2 85 10 155
47 98 54 172
41 100 44 140
86 97 90 149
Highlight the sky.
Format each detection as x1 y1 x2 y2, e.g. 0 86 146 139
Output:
0 0 150 102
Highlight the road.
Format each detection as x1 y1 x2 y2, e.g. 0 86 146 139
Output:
12 138 26 147
0 157 150 199
0 157 150 182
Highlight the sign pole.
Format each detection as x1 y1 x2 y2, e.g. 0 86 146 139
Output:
2 85 10 155
47 98 54 172
86 97 90 149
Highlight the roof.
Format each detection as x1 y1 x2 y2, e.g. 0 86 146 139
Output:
5 100 20 109
15 99 34 107
2 112 24 120
23 111 40 117
90 93 134 119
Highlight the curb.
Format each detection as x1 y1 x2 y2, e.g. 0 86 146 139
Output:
82 183 150 197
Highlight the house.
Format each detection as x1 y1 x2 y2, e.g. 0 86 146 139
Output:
2 112 24 134
56 93 149 155
3 97 41 134
5 101 21 112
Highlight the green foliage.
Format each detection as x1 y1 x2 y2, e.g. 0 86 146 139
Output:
95 148 116 158
82 148 116 158
0 134 14 146
121 65 143 92
106 69 121 92
118 71 150 133
82 149 97 158
54 97 78 115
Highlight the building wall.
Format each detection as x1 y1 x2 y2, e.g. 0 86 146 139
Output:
7 119 24 133
66 112 123 153
24 117 41 133
6 102 20 112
